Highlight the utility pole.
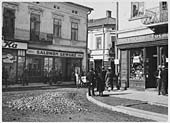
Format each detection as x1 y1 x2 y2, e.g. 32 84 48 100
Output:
102 24 105 67
115 1 119 74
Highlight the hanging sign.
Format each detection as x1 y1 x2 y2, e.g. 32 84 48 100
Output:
114 59 119 64
133 56 140 63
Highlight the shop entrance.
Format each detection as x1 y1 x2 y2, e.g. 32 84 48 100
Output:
94 60 102 71
145 46 157 88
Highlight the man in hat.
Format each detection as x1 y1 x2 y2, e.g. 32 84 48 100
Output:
87 68 96 96
160 65 168 95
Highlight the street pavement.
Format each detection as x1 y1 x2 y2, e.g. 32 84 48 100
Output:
2 82 168 122
87 88 168 122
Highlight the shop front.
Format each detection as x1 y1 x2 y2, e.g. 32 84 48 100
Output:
26 48 83 82
2 40 28 84
118 33 168 90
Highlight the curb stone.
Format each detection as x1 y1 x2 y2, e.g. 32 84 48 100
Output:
86 93 168 122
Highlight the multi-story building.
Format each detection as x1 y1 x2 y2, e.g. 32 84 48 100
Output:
88 10 116 71
2 2 93 84
117 1 168 90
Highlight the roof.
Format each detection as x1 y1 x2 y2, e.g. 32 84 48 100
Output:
88 17 116 27
66 2 93 11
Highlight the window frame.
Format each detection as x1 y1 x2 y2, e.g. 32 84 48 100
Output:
30 13 40 41
71 22 78 41
53 18 62 38
3 7 15 39
96 36 102 49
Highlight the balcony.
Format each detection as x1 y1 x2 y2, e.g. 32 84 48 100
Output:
141 6 168 34
141 7 168 25
30 31 53 45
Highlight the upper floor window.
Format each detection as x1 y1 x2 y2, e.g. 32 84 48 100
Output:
161 2 167 10
131 2 144 18
30 13 40 41
96 37 102 49
53 19 61 38
3 8 15 39
71 22 78 40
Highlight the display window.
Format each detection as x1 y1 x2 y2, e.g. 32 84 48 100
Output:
130 48 144 80
2 49 17 84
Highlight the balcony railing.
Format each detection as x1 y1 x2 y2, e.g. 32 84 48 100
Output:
30 31 53 44
141 6 168 25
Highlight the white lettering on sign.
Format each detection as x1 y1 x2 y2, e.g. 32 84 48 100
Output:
27 49 83 58
2 40 27 49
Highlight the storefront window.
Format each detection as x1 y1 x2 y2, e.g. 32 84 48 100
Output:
44 57 53 72
130 48 144 80
17 50 26 82
2 49 17 84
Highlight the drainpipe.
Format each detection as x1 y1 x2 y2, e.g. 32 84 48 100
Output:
86 10 92 73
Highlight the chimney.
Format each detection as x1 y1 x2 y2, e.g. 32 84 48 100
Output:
106 10 111 18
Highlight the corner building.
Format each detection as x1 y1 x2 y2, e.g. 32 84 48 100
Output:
2 2 93 84
117 1 168 90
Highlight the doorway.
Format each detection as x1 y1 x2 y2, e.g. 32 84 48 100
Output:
145 46 157 88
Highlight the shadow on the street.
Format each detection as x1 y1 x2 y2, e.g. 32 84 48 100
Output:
2 84 79 92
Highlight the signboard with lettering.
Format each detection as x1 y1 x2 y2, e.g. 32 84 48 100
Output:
27 49 84 58
2 40 27 49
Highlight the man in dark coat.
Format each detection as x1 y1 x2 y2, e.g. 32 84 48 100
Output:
97 67 106 96
22 67 29 86
160 66 168 95
3 67 8 88
87 68 95 96
154 65 162 95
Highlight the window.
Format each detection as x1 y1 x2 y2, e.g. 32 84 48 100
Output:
131 2 144 18
30 13 40 41
130 49 144 80
161 2 167 10
96 37 102 49
53 19 61 38
71 22 78 40
3 8 15 39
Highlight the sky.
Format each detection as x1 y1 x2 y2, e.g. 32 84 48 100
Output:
67 0 117 19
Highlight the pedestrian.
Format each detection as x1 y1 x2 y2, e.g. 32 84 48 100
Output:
48 68 54 85
154 65 162 95
97 67 105 96
75 71 80 88
160 65 168 95
54 69 58 84
43 69 48 84
87 68 95 96
22 67 29 86
3 67 8 89
105 67 113 91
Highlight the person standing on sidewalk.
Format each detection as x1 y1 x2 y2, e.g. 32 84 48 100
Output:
97 68 105 96
154 65 162 95
3 67 9 89
22 67 29 86
105 67 113 91
87 68 96 96
160 65 168 95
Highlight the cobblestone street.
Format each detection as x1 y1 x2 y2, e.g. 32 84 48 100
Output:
2 86 153 122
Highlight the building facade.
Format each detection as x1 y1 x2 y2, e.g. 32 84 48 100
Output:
88 10 116 71
117 1 168 90
2 2 93 84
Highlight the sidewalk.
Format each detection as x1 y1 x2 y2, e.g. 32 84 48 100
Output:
2 81 75 91
86 88 168 122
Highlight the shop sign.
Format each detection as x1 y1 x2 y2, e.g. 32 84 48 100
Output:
2 40 27 49
118 33 168 45
133 56 140 63
27 49 84 58
114 59 119 65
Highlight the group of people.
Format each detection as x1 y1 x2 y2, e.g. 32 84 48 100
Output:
43 68 63 85
86 67 119 96
154 65 168 95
